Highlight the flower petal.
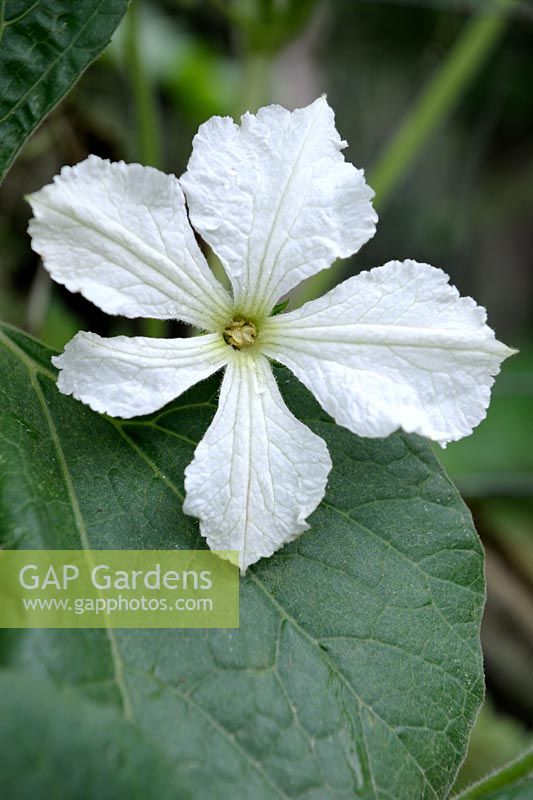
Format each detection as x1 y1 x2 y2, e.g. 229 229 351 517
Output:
28 156 231 330
183 354 332 572
181 96 377 317
52 332 229 418
262 260 515 446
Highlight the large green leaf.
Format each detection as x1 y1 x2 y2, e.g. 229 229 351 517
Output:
0 0 128 182
0 322 485 800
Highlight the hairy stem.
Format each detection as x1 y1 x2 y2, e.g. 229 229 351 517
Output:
453 746 533 799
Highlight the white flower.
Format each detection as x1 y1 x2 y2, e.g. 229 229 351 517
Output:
27 97 513 572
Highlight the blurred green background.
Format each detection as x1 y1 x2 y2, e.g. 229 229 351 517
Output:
0 0 531 789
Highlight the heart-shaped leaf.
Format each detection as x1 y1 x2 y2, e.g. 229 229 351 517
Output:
0 322 484 799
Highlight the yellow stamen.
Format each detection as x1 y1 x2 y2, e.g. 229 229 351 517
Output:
223 318 257 350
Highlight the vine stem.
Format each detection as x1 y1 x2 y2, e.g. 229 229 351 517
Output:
124 0 161 169
452 746 533 799
124 0 166 338
296 0 516 306
369 0 516 207
237 49 272 115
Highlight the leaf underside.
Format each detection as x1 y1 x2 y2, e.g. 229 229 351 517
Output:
0 0 129 183
0 322 485 800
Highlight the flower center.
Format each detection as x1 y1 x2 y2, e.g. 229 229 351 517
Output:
223 318 257 350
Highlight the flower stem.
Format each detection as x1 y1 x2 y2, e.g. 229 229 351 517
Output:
237 49 272 115
124 0 166 338
124 0 161 169
296 0 515 306
452 747 533 799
